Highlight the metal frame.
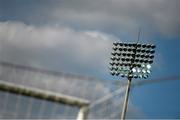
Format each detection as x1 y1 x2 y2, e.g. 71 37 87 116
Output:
0 81 90 120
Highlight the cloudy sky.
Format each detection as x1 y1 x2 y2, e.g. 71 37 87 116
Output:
0 0 180 118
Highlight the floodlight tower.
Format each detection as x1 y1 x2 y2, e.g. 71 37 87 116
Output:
109 35 156 119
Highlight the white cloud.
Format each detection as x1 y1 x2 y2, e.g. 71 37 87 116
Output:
1 0 179 38
21 0 179 37
0 21 118 77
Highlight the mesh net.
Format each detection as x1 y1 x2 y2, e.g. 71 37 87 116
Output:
0 61 127 119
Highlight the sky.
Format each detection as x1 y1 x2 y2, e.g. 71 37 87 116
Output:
0 0 180 118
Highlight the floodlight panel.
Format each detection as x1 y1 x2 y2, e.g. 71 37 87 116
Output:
109 42 156 78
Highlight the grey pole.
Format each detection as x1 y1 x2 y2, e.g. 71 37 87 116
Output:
120 29 140 120
120 78 132 120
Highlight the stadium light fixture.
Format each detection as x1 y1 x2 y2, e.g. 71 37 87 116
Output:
109 41 156 119
109 42 155 79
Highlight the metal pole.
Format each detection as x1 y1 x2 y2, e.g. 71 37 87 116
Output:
121 78 132 120
77 105 89 120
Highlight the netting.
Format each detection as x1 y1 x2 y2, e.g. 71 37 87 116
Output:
0 61 128 119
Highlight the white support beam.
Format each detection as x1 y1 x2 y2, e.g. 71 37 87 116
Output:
77 105 89 120
0 80 90 107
